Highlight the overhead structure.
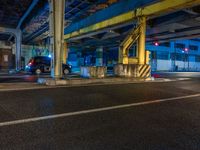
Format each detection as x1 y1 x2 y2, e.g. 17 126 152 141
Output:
22 0 120 44
64 0 200 40
0 0 199 78
8 0 40 42
62 0 200 79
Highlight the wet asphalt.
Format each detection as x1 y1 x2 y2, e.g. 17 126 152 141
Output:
0 76 200 149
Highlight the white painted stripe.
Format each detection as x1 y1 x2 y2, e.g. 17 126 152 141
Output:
0 93 200 127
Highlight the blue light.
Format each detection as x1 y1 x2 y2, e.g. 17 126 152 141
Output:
48 54 52 58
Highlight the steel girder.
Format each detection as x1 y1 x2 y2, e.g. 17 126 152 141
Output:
64 0 200 40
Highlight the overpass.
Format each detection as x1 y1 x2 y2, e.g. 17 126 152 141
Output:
0 0 199 79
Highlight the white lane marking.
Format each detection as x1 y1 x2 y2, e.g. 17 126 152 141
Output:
0 93 200 127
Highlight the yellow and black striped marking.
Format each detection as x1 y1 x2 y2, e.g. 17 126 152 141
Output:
138 65 151 78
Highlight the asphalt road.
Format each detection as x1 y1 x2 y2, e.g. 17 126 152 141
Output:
0 78 200 149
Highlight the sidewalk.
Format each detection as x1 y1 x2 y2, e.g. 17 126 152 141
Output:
152 72 200 78
0 82 47 91
0 77 151 91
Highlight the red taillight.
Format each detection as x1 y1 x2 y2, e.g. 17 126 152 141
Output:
28 59 34 66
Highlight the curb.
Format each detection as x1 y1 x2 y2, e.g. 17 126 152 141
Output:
38 77 153 86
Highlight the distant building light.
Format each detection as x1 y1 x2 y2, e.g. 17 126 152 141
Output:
184 48 188 52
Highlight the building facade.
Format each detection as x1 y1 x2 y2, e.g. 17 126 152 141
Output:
146 40 200 72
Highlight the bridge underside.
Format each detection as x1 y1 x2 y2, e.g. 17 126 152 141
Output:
0 0 199 79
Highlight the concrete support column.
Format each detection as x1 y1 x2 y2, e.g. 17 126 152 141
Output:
15 30 22 71
49 0 65 79
96 47 103 66
138 16 146 65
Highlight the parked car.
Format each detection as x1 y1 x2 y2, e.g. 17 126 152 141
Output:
25 56 71 75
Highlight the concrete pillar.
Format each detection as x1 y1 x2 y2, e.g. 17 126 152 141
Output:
138 16 146 65
15 30 22 71
49 0 65 79
96 47 103 66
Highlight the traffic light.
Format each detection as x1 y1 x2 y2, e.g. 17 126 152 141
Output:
154 42 159 46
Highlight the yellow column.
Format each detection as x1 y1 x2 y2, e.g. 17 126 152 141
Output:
118 47 124 64
145 50 151 64
63 41 68 64
138 16 146 65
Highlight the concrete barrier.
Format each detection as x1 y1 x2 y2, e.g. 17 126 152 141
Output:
114 64 151 78
37 77 151 86
80 66 107 78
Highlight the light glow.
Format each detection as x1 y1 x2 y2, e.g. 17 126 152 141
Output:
154 42 159 46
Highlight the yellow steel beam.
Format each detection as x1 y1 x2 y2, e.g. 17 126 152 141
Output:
65 12 134 39
138 0 200 17
64 0 200 39
120 25 141 51
118 25 140 64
